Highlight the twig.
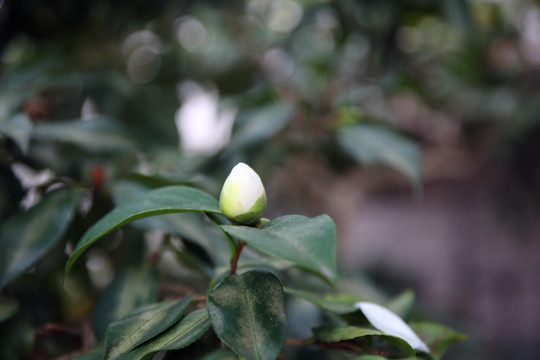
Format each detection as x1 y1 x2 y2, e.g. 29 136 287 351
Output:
229 240 244 275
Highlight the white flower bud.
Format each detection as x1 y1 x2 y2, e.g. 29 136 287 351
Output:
219 162 267 225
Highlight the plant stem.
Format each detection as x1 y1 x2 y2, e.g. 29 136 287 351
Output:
229 240 244 275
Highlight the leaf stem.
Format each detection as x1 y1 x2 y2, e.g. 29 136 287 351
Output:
229 240 244 275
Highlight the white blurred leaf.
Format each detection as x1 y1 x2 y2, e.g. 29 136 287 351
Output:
355 301 430 353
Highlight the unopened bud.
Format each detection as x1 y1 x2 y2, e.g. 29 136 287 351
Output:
219 162 267 225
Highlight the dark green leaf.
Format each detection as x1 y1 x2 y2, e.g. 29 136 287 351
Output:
410 322 467 360
337 124 422 192
0 188 78 289
313 326 415 357
124 309 211 360
104 297 192 360
353 356 387 360
207 271 287 360
110 181 230 266
93 266 159 340
65 185 221 275
283 287 359 314
32 117 134 152
0 297 19 322
220 215 337 282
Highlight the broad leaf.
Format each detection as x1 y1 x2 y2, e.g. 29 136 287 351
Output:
207 271 287 360
338 124 422 191
283 287 359 314
110 181 230 266
410 322 466 360
0 188 78 289
0 297 19 322
353 356 387 360
0 113 33 153
124 309 211 360
313 326 415 357
93 266 159 340
104 297 192 360
65 185 221 275
220 215 337 282
32 117 134 152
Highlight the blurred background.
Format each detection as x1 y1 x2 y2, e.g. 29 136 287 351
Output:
1 0 540 359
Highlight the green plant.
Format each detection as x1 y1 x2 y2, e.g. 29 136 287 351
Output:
54 163 463 360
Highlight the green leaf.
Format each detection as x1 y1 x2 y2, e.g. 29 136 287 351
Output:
313 326 415 357
65 185 221 275
220 215 337 282
410 322 467 360
0 297 19 322
123 309 211 360
104 297 192 360
93 266 159 340
207 271 288 360
353 356 387 360
0 188 78 289
110 181 230 266
0 113 33 153
386 290 415 320
283 287 359 314
32 117 134 152
337 124 422 192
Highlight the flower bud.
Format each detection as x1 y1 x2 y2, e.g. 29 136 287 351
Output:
219 162 267 225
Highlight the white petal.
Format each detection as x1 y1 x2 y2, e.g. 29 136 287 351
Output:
355 302 430 353
174 81 236 157
224 162 264 211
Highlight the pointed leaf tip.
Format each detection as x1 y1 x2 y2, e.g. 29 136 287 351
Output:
355 302 430 353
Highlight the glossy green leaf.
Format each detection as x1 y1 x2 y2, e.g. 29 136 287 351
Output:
353 356 387 360
32 117 134 152
0 188 78 289
337 124 422 191
124 309 211 360
410 322 467 360
0 297 19 322
313 326 415 357
104 297 192 360
65 185 221 275
283 287 359 314
220 215 337 282
110 181 230 266
93 266 159 340
207 271 288 360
